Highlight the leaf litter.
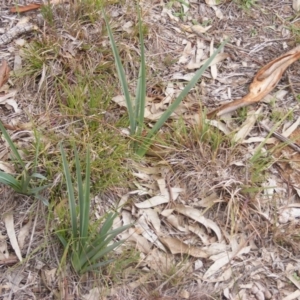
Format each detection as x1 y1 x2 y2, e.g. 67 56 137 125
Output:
1 0 300 299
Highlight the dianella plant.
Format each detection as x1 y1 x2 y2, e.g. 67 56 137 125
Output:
58 144 131 274
0 121 48 204
104 6 227 156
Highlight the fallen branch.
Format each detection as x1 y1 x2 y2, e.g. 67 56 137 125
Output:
207 45 300 118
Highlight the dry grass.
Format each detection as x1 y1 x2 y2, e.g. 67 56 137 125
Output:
1 0 300 299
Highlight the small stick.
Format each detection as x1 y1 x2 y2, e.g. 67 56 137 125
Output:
259 122 300 153
287 71 298 102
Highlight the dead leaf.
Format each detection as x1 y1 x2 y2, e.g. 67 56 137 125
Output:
135 195 169 208
17 220 31 250
145 248 175 273
10 3 42 13
208 45 300 117
135 179 182 208
41 268 57 290
166 214 188 232
4 213 22 261
136 214 166 251
188 224 210 245
178 41 194 64
0 162 15 174
82 287 102 300
210 39 217 79
282 116 300 138
204 119 231 135
233 106 263 142
187 53 229 70
293 0 300 11
205 0 218 6
191 24 212 34
122 228 152 254
0 60 10 88
174 205 222 241
160 237 208 258
142 209 161 233
203 246 250 279
212 5 223 19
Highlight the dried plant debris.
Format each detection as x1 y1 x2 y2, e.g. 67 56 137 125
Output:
1 0 300 299
207 45 300 118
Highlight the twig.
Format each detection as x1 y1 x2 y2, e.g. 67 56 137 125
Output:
287 71 298 102
0 255 19 265
259 122 300 153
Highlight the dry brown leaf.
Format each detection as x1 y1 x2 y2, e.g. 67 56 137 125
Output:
212 5 223 19
135 179 182 208
188 224 210 245
122 228 152 254
136 214 166 251
282 290 300 300
210 39 217 79
17 220 31 250
205 0 218 6
10 3 42 13
293 0 300 11
208 45 300 117
282 116 300 138
203 246 250 279
166 214 188 232
286 264 300 290
41 268 57 290
191 24 212 34
174 205 222 241
196 192 220 208
160 237 208 258
187 53 229 70
0 162 15 174
178 41 194 64
135 195 169 208
145 248 175 273
204 119 231 135
0 60 10 88
82 287 102 300
142 209 161 233
233 106 263 142
4 213 22 261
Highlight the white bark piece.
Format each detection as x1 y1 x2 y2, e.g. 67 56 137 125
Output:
4 213 22 261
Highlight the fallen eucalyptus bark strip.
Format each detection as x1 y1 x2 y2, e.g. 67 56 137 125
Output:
259 122 300 153
0 23 37 45
207 45 300 118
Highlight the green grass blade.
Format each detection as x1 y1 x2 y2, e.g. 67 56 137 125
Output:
60 143 77 239
74 147 84 247
29 184 50 194
136 39 228 156
82 259 114 273
87 240 124 265
0 172 22 190
135 6 146 136
33 132 40 174
80 147 91 248
31 173 47 180
0 121 25 169
56 232 68 249
79 224 131 266
104 13 136 134
98 212 115 236
20 169 31 194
